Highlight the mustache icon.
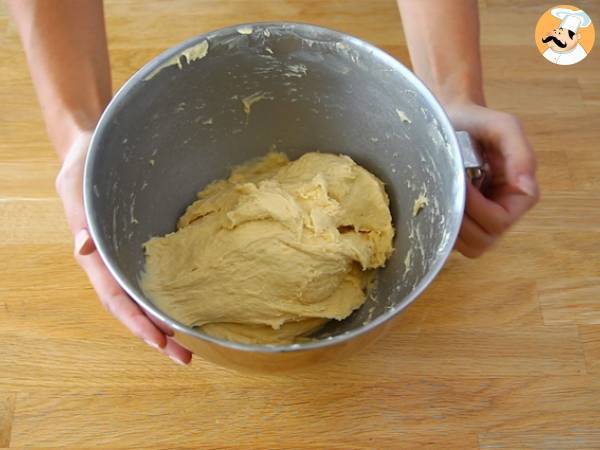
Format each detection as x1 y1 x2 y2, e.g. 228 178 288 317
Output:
542 35 567 48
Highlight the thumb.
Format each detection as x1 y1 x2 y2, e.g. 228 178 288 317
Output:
74 228 96 256
488 118 539 219
495 117 538 198
55 132 96 256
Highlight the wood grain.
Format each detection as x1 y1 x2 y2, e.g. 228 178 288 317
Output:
479 431 600 450
0 199 69 244
580 325 600 375
540 278 600 325
0 394 15 447
1 0 599 447
0 244 86 292
9 376 600 447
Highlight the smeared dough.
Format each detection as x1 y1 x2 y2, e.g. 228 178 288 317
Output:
141 152 394 344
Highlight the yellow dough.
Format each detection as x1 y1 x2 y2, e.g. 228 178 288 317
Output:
141 152 394 344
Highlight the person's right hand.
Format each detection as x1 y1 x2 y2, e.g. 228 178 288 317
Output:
55 129 192 365
445 102 539 258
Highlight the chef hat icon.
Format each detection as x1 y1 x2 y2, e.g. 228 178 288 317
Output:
551 8 592 33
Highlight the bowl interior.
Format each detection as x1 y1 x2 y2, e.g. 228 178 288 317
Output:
85 23 464 345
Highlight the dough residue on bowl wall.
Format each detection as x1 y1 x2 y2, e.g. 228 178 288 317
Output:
140 152 395 345
241 91 274 116
396 109 412 124
144 40 209 81
412 192 429 216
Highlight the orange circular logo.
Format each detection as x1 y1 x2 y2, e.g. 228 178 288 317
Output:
535 4 595 65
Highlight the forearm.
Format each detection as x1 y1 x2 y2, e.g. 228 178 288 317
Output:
8 0 112 160
397 0 485 106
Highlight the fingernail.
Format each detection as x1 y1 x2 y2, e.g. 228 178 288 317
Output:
144 338 161 350
516 174 537 197
74 229 93 255
169 354 187 366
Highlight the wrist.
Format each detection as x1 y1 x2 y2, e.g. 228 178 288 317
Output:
413 61 485 108
47 105 103 162
441 98 482 113
439 93 484 110
434 75 486 109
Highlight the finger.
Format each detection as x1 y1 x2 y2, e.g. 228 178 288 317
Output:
454 236 466 252
104 292 166 350
459 215 497 257
490 116 537 190
57 175 86 233
477 115 539 227
455 236 481 259
57 133 171 354
465 183 511 235
162 337 192 365
147 312 175 337
76 250 166 350
74 228 96 256
55 135 90 233
491 185 538 226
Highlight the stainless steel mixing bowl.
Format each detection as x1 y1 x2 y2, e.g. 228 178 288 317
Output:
84 22 482 371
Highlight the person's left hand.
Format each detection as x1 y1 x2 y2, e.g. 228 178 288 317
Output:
56 130 192 365
445 102 539 258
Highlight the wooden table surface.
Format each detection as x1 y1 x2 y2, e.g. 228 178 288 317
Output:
1 0 599 448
